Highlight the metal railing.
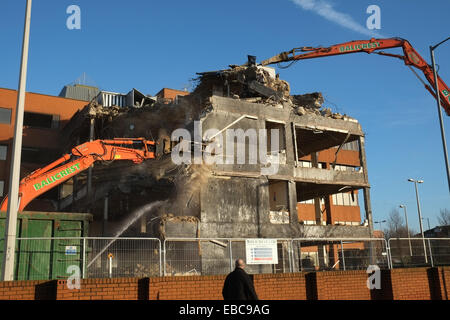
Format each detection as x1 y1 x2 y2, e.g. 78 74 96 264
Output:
1 236 449 280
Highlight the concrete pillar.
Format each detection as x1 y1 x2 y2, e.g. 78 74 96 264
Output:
324 195 332 225
311 152 323 225
359 136 375 264
317 244 328 269
102 195 108 236
285 121 296 165
288 180 297 224
358 136 374 237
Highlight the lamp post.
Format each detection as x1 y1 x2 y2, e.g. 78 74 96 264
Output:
399 204 413 256
408 179 428 263
430 37 450 193
1 0 32 281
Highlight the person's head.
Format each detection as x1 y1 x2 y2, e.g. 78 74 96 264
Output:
235 258 246 269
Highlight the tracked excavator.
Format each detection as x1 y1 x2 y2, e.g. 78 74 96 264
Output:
258 37 450 115
0 138 157 212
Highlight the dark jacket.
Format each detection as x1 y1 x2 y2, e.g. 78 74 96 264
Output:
222 267 258 300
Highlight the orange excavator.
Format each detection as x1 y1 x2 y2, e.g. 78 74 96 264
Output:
0 138 156 212
259 37 450 116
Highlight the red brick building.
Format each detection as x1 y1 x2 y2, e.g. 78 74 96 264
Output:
0 88 87 209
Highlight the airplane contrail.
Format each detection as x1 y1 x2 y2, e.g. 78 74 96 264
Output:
291 0 386 38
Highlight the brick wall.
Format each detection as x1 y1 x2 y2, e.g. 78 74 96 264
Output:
439 267 450 300
390 267 445 300
254 273 307 300
149 275 225 300
314 270 371 300
0 267 449 300
0 280 56 300
56 278 143 300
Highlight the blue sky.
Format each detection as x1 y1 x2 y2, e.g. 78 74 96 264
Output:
1 0 449 232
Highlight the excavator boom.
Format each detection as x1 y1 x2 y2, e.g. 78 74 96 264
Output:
260 38 450 116
0 138 156 212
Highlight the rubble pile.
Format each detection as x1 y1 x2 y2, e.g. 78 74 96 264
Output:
192 65 290 104
192 65 353 121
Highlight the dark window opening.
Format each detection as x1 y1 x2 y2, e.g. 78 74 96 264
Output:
0 107 12 124
21 147 60 165
24 112 59 129
0 145 7 161
294 127 359 159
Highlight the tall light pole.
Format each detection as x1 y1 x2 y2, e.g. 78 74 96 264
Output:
408 178 428 263
399 204 413 256
430 37 450 193
1 0 32 281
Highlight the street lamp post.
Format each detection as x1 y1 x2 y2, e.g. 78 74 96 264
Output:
430 37 450 193
399 204 413 256
1 0 32 281
408 179 428 264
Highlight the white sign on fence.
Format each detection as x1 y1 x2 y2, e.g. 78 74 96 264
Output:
245 239 278 265
65 246 77 255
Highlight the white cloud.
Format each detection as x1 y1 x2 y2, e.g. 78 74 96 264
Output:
291 0 386 38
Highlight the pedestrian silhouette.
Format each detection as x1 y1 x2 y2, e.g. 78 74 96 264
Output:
222 258 258 300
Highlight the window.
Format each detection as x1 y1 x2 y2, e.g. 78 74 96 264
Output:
332 192 359 206
341 140 359 151
266 121 286 152
0 145 7 160
0 180 4 197
0 108 12 124
23 112 59 129
21 147 59 164
268 180 289 211
333 165 357 171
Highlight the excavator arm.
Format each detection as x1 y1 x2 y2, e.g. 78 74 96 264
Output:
0 138 155 212
260 38 450 116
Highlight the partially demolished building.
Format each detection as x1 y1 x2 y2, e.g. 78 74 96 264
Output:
57 64 374 273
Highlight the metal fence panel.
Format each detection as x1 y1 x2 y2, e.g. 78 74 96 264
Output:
85 237 161 279
163 238 294 276
229 239 293 275
388 238 450 268
163 238 231 276
7 237 161 280
292 238 389 272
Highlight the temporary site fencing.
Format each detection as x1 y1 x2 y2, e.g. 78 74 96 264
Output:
387 238 450 268
0 237 449 280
